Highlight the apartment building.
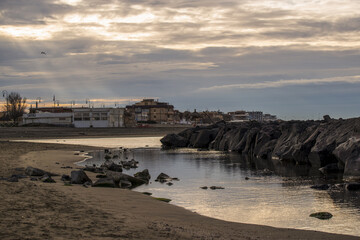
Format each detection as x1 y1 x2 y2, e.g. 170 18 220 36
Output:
126 99 174 123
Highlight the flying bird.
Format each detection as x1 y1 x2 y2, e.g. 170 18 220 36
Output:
41 51 46 55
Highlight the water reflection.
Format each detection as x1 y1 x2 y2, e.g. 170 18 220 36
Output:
79 148 360 236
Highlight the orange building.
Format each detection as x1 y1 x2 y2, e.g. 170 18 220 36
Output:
126 99 174 123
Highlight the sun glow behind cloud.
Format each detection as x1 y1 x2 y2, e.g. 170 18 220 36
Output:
1 0 360 118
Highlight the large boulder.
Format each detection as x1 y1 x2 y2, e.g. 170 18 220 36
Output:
160 133 188 147
192 129 219 149
70 170 92 184
333 137 360 180
105 171 146 187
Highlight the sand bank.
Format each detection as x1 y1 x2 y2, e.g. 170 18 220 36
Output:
0 140 359 239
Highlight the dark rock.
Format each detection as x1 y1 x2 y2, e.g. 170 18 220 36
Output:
70 170 92 184
7 176 19 182
83 165 103 173
82 181 92 188
319 163 341 174
134 169 151 182
310 212 333 220
245 177 249 180
121 159 138 169
142 192 152 195
192 129 219 148
166 182 173 186
41 175 56 183
96 174 107 178
323 115 331 122
200 186 208 189
61 166 73 169
120 180 132 188
25 167 57 176
345 183 360 191
155 173 171 183
11 174 27 179
30 177 38 181
106 163 123 172
333 137 360 180
61 174 71 181
106 171 146 188
160 133 188 147
210 186 224 190
92 178 116 188
310 184 330 190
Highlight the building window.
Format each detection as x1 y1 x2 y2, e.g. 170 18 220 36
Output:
74 113 82 121
59 117 67 121
92 113 100 120
83 113 90 121
101 113 107 120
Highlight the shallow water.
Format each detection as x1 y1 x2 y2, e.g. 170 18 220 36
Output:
24 137 360 237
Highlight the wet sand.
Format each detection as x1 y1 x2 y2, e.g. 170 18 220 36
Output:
0 128 359 239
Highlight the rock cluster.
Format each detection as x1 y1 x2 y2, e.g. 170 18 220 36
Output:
161 117 360 180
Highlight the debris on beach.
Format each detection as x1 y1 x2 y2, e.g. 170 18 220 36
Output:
41 175 56 183
153 197 172 203
25 166 58 177
210 186 225 190
61 174 71 181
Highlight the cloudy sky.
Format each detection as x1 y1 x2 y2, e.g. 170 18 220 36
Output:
1 0 360 119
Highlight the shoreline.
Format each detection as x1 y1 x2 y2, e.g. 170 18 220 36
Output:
0 139 359 239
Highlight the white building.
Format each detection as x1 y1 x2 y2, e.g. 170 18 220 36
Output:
72 108 124 128
22 107 125 128
22 112 73 126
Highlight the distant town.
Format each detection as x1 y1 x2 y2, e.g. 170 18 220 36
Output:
1 97 277 128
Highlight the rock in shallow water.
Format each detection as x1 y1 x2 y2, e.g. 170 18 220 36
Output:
134 169 151 182
309 212 333 220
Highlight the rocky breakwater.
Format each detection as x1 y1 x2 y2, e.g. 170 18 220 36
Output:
161 116 360 181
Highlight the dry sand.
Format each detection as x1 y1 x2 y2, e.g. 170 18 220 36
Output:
0 128 359 239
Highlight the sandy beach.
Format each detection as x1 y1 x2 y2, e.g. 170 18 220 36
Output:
0 127 358 239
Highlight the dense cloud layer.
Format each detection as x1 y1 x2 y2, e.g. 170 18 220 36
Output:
0 0 360 119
